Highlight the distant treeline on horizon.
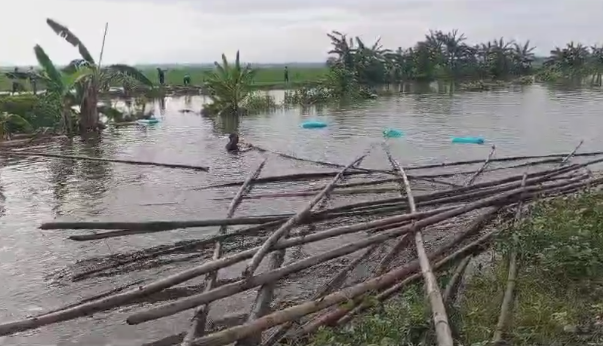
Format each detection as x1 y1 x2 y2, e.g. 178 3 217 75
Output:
0 62 329 71
1 57 550 71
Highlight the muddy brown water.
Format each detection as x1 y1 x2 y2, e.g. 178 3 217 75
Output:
1 84 603 345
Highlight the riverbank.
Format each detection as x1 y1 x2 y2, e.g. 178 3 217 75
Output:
303 190 603 346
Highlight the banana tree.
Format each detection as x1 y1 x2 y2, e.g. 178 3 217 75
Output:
33 44 92 135
203 51 256 116
45 19 153 132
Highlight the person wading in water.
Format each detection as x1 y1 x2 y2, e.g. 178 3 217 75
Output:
226 133 252 152
284 66 289 83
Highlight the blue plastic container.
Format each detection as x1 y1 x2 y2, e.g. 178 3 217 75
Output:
383 128 404 138
301 120 327 129
452 136 485 144
136 118 160 125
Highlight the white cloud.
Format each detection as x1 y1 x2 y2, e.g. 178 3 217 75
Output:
1 0 601 65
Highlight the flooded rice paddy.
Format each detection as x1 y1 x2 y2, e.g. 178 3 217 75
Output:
1 84 603 345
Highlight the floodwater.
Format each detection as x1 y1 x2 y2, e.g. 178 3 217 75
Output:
1 83 603 345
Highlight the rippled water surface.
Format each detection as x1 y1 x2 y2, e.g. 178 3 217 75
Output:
2 84 603 345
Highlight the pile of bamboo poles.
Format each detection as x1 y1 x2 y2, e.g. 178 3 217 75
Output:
2 140 603 346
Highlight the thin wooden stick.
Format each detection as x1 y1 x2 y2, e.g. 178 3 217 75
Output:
242 146 377 278
561 140 584 165
4 151 210 171
181 159 267 346
465 145 496 186
382 142 453 346
442 255 473 303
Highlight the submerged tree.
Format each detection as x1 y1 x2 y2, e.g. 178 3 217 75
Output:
44 19 153 133
202 51 257 116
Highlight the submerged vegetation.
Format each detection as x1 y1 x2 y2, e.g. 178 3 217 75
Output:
305 191 603 346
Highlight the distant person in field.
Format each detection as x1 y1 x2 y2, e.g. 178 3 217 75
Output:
284 66 289 83
11 67 20 95
183 74 191 86
29 66 37 95
157 67 166 86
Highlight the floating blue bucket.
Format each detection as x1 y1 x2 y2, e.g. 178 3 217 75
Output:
301 120 327 129
383 128 404 138
136 118 160 125
452 136 485 145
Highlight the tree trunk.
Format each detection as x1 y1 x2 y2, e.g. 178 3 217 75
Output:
80 83 100 133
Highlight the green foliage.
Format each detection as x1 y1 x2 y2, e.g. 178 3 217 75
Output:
0 95 58 131
306 286 430 346
243 92 278 114
203 51 257 116
301 191 603 346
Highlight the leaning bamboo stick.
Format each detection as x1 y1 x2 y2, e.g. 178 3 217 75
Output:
238 159 350 346
465 145 496 186
491 173 527 344
382 143 453 346
4 150 210 171
125 176 585 326
242 146 377 278
181 159 267 346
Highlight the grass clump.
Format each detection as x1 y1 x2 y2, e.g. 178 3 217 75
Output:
300 191 603 346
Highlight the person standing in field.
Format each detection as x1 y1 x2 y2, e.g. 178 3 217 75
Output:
183 74 191 86
157 67 166 86
29 66 37 95
11 67 20 95
284 66 289 83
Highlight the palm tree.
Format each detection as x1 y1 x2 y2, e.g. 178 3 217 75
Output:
45 19 153 133
511 41 536 74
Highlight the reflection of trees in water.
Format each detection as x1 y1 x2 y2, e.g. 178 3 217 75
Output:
76 136 112 206
49 140 76 216
157 96 166 116
209 114 240 136
184 95 193 109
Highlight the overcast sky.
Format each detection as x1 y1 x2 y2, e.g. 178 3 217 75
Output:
2 0 600 65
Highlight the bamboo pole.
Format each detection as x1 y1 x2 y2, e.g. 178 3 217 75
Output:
43 158 589 235
4 151 210 171
185 225 507 346
491 173 526 344
242 146 377 278
124 176 586 326
181 159 267 346
0 176 597 337
382 143 453 346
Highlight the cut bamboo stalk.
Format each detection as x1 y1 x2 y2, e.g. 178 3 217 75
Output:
491 173 528 344
181 159 267 346
442 255 473 303
237 160 347 346
242 147 377 278
46 159 586 235
382 143 453 346
561 140 584 165
4 150 210 171
125 177 584 326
